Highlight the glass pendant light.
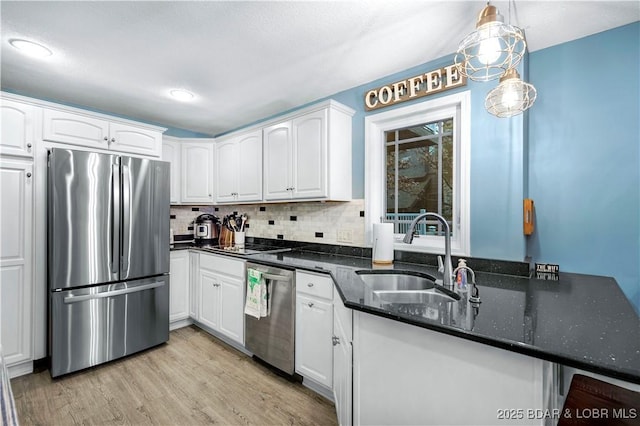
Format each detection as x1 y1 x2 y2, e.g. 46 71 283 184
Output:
454 3 526 82
485 68 537 117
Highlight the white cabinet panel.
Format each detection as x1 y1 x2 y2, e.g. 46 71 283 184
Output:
43 109 110 149
219 276 244 343
263 122 292 200
292 109 326 198
0 98 35 157
216 130 262 203
333 293 353 426
109 122 161 157
199 270 220 331
169 251 190 323
162 138 181 204
0 159 33 369
235 131 262 202
181 142 214 203
296 294 333 387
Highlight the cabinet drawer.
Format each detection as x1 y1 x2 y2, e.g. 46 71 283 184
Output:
199 252 245 277
296 270 333 300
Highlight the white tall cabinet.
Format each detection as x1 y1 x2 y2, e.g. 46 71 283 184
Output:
0 95 35 377
0 158 33 376
169 250 190 326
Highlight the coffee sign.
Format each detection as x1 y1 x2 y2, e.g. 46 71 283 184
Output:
364 64 466 111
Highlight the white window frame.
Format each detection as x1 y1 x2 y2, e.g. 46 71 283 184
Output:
364 91 471 256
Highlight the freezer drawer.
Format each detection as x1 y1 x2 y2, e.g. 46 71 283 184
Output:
50 276 169 377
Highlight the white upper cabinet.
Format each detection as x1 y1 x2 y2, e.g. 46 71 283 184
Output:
181 141 214 203
0 98 35 158
43 108 163 157
162 137 181 204
108 122 162 157
216 129 262 203
263 101 354 201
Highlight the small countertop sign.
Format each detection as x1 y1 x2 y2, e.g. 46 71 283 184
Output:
536 263 560 280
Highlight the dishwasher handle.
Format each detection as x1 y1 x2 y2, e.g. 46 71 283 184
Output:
262 272 292 282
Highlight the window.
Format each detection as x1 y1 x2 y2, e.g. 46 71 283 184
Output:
365 91 470 256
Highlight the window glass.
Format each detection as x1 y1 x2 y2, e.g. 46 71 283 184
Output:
385 118 454 236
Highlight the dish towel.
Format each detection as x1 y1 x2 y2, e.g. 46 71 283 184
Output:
244 268 269 319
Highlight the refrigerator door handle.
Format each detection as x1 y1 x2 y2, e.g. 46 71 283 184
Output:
63 281 165 304
121 164 131 277
111 163 120 277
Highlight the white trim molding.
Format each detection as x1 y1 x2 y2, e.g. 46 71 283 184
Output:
364 91 471 256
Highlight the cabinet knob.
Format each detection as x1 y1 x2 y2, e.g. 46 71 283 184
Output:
26 172 32 178
103 137 109 141
307 302 314 308
332 336 340 346
27 143 32 149
307 283 314 287
110 138 116 143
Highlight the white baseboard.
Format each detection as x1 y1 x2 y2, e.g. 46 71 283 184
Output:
170 317 193 331
8 360 33 379
301 376 334 402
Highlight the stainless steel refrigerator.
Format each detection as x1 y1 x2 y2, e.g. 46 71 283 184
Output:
47 148 170 377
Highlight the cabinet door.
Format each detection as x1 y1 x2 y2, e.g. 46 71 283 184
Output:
198 269 220 331
0 159 33 367
236 130 263 202
0 99 35 157
292 109 327 199
169 251 190 322
263 122 292 200
162 139 181 204
334 291 353 426
215 139 238 203
43 109 110 149
296 294 333 388
181 142 214 203
109 122 161 157
218 275 244 344
189 252 199 319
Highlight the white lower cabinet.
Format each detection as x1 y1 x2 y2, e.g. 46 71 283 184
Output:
333 290 353 426
0 158 34 377
295 271 334 389
169 250 190 325
353 312 554 426
196 253 245 345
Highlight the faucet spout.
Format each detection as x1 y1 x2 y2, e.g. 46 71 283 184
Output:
402 212 453 288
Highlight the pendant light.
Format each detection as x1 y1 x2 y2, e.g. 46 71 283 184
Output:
454 3 526 82
484 68 537 117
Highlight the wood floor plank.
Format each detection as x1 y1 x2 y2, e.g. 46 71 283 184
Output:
11 326 338 425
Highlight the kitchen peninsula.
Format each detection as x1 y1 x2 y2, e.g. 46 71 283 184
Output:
175 239 640 425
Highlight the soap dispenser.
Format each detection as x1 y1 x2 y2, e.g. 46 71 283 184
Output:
455 259 468 291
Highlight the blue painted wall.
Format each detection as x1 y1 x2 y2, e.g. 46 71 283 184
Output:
527 22 640 312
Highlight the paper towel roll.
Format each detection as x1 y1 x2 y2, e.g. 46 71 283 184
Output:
372 223 394 264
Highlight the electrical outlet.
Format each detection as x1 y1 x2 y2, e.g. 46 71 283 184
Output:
337 229 353 243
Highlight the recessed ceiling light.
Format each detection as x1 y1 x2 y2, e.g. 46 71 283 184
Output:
9 39 53 58
169 89 194 101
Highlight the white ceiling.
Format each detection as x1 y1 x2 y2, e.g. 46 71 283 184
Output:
2 1 638 136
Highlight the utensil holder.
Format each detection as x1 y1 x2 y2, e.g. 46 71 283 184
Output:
219 227 233 248
234 231 245 249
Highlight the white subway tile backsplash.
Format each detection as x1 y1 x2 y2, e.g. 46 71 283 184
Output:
170 199 365 246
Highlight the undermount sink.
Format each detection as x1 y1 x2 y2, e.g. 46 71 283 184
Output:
356 269 460 304
373 289 457 304
355 270 437 291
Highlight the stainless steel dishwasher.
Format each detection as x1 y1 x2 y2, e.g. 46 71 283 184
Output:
244 262 296 375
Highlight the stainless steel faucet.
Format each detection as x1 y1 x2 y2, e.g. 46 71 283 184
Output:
402 212 454 288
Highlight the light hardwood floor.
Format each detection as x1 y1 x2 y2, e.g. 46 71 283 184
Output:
11 326 338 425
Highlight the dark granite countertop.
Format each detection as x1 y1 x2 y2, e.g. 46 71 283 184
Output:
175 245 640 385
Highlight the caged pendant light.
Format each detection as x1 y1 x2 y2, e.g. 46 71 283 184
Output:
484 68 537 117
454 3 526 82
